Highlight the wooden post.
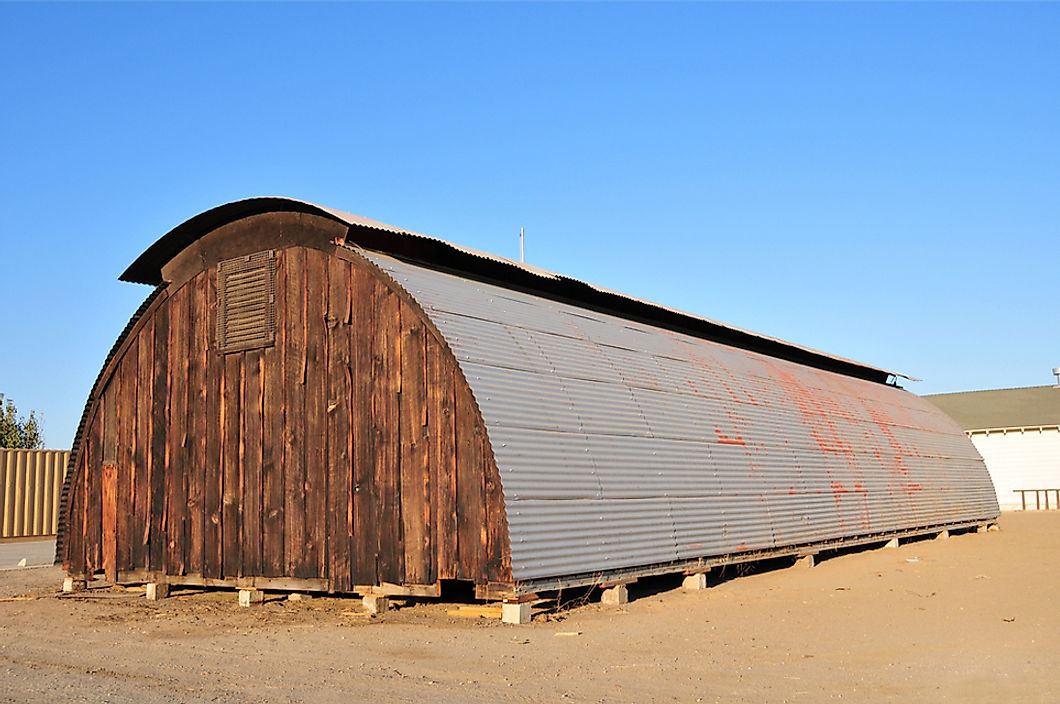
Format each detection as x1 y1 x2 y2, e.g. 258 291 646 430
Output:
101 463 118 583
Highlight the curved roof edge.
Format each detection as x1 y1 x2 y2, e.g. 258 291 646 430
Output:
121 196 906 384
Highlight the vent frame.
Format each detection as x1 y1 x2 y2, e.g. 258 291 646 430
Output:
216 250 277 354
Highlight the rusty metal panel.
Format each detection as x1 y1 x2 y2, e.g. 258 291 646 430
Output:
1 448 70 539
364 251 1000 582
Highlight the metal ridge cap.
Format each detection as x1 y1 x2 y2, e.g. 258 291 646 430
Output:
122 196 905 381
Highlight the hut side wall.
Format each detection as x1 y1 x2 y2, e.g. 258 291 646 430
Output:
62 225 509 592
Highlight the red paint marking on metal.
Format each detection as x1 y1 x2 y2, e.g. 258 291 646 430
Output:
714 428 746 446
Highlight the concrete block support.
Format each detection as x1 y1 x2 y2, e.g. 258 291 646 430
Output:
145 582 169 601
62 577 85 593
884 538 900 549
935 530 950 541
362 594 390 615
795 554 815 569
238 589 264 607
987 524 1000 532
501 601 532 625
601 584 629 605
682 573 708 591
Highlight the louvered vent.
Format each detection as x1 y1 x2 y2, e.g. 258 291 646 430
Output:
216 250 277 353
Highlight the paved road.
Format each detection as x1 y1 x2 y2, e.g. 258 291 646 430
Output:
0 538 55 570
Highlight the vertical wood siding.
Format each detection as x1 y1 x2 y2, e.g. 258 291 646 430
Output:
62 244 510 590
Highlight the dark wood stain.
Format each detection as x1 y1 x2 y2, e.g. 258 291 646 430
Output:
62 212 512 594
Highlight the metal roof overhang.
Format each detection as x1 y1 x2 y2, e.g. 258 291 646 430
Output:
120 196 903 385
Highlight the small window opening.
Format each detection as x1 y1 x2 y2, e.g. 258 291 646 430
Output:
216 250 276 353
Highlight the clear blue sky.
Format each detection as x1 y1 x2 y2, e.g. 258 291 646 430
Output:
1 3 1057 448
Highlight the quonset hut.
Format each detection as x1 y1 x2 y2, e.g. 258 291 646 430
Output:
58 198 1000 615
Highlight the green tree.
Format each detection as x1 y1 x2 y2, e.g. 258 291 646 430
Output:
0 397 45 449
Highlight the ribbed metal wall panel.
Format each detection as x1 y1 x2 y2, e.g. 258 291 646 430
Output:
1 448 70 539
367 252 1000 582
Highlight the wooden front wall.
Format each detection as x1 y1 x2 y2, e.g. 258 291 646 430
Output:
63 236 510 592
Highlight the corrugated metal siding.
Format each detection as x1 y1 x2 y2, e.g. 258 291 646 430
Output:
1 449 69 538
969 428 1060 510
365 252 1000 582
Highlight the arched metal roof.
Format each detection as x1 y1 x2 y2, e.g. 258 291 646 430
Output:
121 196 904 384
364 251 998 581
110 198 998 584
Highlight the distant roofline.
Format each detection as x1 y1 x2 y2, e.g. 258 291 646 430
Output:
924 384 1057 398
120 196 906 386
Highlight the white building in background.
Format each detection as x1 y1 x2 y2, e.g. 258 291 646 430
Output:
925 372 1060 511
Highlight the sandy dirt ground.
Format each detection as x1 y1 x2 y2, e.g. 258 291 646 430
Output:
1 512 1057 704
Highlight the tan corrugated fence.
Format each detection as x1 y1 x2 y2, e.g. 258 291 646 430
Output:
1 448 69 538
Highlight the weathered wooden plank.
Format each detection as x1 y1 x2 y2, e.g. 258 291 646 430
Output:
303 249 328 580
102 373 119 466
399 306 430 584
325 256 352 591
455 380 484 581
427 338 458 581
261 274 285 578
484 439 508 582
242 349 264 576
61 448 79 570
99 377 119 573
165 286 188 576
65 450 86 573
203 272 223 579
282 248 308 578
350 267 376 585
186 273 208 576
117 352 137 571
374 285 403 584
221 352 243 578
101 463 118 582
148 301 169 573
85 405 103 574
133 318 154 570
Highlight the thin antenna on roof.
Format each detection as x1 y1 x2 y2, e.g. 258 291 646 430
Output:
519 227 525 263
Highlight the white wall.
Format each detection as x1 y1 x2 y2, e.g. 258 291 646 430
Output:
970 427 1060 510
